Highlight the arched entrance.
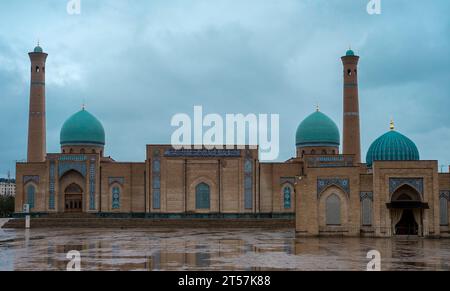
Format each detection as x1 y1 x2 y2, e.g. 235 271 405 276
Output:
388 184 428 236
395 209 418 235
65 183 83 213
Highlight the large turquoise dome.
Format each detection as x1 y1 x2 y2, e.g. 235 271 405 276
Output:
366 127 419 167
296 111 340 147
60 109 106 146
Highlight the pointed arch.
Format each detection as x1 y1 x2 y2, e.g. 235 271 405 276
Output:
318 186 349 229
391 184 421 202
65 183 82 194
59 170 86 212
196 183 211 210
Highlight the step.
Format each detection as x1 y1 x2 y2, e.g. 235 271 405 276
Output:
2 218 294 229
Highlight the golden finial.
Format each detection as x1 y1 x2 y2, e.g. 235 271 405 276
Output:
390 119 395 131
316 103 320 112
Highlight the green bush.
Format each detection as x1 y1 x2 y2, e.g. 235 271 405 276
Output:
0 195 15 217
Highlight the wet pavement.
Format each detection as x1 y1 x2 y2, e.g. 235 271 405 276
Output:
0 219 9 229
0 226 449 271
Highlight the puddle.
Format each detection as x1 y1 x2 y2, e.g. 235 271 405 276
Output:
0 228 449 271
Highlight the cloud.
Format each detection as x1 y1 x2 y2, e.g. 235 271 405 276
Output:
0 0 449 176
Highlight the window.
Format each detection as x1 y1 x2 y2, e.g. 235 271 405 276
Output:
244 158 253 210
440 197 448 226
27 185 36 209
326 194 341 225
36 66 40 73
153 160 161 172
152 157 161 209
311 150 316 155
112 187 120 209
283 187 292 209
244 160 252 173
196 183 210 209
361 198 373 226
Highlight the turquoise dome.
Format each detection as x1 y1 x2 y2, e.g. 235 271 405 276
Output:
366 129 419 167
296 111 340 147
34 45 43 53
346 49 355 56
60 109 106 146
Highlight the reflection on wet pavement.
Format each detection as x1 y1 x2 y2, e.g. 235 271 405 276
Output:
0 226 449 271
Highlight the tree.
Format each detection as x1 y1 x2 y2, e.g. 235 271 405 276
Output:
0 195 15 217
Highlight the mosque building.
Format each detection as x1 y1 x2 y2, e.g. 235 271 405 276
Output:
14 45 450 237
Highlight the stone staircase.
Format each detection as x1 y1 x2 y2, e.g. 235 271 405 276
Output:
45 213 97 219
2 217 294 229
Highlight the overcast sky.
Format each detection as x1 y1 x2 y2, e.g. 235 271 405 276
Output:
0 0 449 176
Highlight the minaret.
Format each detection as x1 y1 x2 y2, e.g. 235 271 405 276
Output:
27 43 48 162
341 48 361 163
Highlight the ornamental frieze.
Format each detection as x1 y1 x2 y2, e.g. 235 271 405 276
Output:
306 155 354 168
89 160 96 210
280 177 296 186
360 192 373 202
58 155 87 161
317 178 350 198
109 177 125 186
164 149 241 158
58 162 87 178
389 178 423 196
49 161 56 210
23 175 39 185
440 191 450 200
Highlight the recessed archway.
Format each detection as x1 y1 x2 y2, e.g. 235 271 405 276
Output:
391 184 421 202
65 183 83 213
59 169 86 213
390 184 424 236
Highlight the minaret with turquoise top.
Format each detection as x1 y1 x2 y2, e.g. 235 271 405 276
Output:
27 43 48 162
341 48 361 163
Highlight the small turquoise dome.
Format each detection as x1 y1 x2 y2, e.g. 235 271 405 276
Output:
34 45 43 53
346 49 355 56
296 111 340 147
366 128 419 167
60 109 106 146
